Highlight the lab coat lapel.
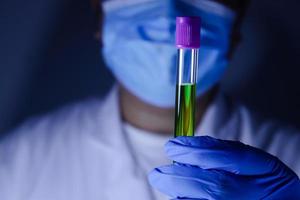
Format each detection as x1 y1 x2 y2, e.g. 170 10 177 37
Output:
95 86 156 200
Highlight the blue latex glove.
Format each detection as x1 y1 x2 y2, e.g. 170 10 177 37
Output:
148 136 300 200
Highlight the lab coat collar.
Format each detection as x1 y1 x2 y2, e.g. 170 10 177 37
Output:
92 85 232 146
88 85 125 150
88 86 157 200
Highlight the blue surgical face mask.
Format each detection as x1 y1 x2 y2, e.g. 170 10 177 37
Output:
102 0 236 108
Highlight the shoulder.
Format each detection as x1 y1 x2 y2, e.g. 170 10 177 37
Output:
0 86 122 197
0 98 105 194
0 86 119 169
1 97 104 146
0 97 106 154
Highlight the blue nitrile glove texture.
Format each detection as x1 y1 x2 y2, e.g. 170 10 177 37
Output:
148 136 300 200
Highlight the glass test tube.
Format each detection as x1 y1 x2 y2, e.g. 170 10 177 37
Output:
174 17 201 137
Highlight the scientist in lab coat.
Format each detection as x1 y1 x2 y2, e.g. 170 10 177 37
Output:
1 0 300 200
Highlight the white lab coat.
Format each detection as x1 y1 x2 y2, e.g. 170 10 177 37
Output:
0 86 300 200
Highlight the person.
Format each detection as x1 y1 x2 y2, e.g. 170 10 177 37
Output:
0 0 300 199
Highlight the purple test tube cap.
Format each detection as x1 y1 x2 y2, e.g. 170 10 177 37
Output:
176 17 201 49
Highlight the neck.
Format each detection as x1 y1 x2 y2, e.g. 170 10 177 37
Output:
119 84 216 136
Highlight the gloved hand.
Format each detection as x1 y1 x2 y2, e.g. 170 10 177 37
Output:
148 136 300 200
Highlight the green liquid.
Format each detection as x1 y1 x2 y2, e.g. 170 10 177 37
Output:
174 84 196 137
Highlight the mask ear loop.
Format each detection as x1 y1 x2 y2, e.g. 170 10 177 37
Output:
222 1 249 60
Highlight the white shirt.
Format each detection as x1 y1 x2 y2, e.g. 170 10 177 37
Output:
123 122 169 200
0 86 300 200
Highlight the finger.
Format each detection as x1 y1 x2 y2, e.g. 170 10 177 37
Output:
148 163 261 199
165 136 277 175
148 164 225 199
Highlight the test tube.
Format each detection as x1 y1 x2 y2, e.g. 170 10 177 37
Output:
174 17 201 137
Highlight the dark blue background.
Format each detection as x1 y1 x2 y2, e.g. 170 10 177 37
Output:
0 0 300 134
